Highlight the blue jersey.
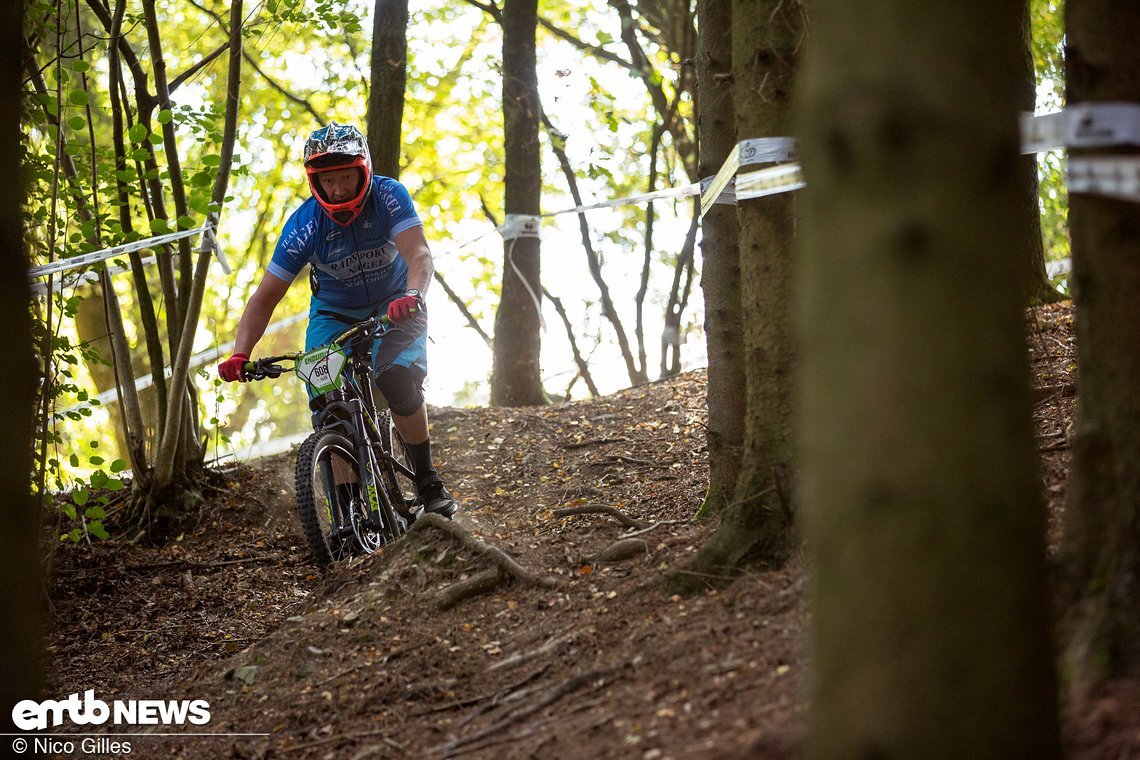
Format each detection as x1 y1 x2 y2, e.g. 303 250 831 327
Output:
268 176 423 311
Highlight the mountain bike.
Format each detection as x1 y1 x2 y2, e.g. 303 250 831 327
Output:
242 313 421 566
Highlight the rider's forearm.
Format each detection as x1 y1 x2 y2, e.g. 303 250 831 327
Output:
233 297 276 357
394 226 434 294
404 247 434 294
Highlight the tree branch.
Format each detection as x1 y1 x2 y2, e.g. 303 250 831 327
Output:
541 107 645 386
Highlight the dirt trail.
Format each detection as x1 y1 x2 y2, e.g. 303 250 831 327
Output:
43 303 1139 758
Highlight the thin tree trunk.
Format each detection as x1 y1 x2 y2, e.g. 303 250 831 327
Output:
797 0 1062 755
543 287 600 397
694 0 744 515
659 208 698 377
141 0 193 338
491 0 546 406
1061 0 1140 683
541 109 645 386
367 0 409 178
635 122 665 381
155 0 243 486
692 0 802 576
1018 3 1061 305
108 0 168 431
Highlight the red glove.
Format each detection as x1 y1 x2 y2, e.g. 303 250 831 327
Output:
218 353 249 383
387 290 424 324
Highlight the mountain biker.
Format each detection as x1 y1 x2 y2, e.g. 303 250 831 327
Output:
217 121 457 518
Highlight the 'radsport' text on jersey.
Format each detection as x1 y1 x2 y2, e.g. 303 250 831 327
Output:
268 176 422 311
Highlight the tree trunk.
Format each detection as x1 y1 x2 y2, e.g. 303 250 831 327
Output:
796 0 1062 756
683 0 802 580
1 1 42 723
694 0 743 515
1018 4 1061 305
366 0 408 179
1061 0 1140 683
491 0 546 406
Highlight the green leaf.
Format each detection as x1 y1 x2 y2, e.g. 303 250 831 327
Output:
149 218 171 234
131 148 150 162
73 486 88 506
68 89 90 106
67 115 86 130
72 60 90 73
61 503 77 520
88 522 109 540
178 215 197 229
128 123 147 142
110 459 128 473
104 478 125 492
156 109 174 124
149 132 164 146
201 154 221 167
89 455 105 466
69 453 79 467
84 506 107 520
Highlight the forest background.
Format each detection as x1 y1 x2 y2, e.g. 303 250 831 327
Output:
25 0 1068 499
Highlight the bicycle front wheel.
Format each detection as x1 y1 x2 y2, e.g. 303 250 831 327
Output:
295 431 383 566
379 410 420 521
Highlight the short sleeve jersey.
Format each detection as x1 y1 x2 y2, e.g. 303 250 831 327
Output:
268 176 423 311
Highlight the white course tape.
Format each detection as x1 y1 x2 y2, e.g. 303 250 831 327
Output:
736 163 806 201
1021 103 1140 155
1068 156 1140 202
31 254 159 297
738 137 798 164
59 310 308 416
700 175 736 207
1046 258 1072 278
502 214 542 240
29 226 212 280
701 137 799 218
545 182 700 218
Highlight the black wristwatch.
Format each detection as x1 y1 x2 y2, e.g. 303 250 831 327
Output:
405 288 422 300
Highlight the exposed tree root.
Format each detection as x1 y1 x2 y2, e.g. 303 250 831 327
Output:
561 436 630 449
438 566 507 610
409 514 563 593
436 662 627 755
551 504 649 530
592 537 650 563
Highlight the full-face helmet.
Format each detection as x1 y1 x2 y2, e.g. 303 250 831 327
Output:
303 122 373 226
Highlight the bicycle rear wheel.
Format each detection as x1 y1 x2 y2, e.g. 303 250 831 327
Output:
295 431 383 566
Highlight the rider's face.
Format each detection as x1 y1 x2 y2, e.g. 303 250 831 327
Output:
317 168 362 203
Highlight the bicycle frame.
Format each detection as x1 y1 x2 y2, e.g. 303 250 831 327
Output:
244 313 418 550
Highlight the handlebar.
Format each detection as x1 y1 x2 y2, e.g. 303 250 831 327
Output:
241 354 298 381
239 308 416 382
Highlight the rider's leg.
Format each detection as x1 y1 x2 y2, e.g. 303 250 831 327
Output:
377 365 457 517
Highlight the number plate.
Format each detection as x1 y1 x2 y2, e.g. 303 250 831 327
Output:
295 343 348 394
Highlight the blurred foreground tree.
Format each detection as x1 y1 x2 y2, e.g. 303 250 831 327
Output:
1061 0 1140 684
795 0 1062 755
2 0 41 727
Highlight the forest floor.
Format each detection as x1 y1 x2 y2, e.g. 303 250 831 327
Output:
42 301 1139 759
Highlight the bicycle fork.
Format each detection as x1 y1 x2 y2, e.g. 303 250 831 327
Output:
347 398 403 543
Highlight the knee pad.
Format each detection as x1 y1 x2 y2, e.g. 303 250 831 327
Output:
377 365 424 417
